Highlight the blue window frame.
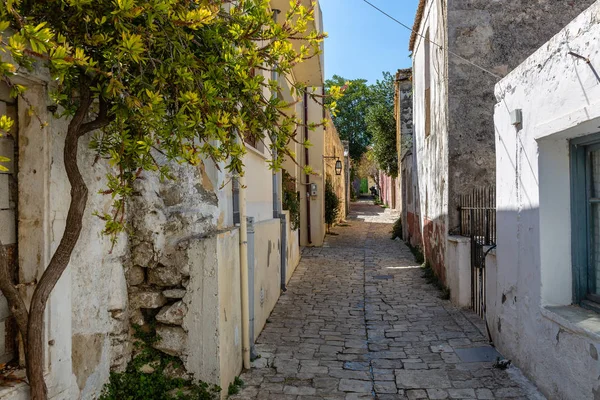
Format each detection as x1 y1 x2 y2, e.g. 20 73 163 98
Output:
571 134 600 307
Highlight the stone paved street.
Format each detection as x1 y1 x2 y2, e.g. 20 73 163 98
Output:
232 200 544 400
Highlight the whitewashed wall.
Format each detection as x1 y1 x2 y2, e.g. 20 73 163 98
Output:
493 3 600 399
412 0 449 280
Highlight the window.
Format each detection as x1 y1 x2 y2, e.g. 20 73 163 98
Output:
232 177 240 225
571 135 600 307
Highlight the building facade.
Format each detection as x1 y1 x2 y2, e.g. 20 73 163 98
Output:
0 1 333 399
491 3 600 398
394 69 421 248
409 0 597 285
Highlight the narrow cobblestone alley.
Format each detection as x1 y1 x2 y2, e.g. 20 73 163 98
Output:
232 200 544 400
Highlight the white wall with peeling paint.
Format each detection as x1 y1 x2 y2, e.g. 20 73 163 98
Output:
492 3 600 398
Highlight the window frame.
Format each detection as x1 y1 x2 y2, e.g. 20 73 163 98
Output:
570 133 600 306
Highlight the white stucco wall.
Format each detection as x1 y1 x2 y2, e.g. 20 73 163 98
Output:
244 145 274 223
252 219 281 338
446 236 471 308
412 0 449 280
184 229 242 394
493 3 600 398
283 211 301 284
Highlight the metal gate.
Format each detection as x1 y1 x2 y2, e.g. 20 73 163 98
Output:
458 187 496 318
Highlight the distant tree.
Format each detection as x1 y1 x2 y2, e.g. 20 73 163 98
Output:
357 149 380 195
325 75 371 161
367 72 397 178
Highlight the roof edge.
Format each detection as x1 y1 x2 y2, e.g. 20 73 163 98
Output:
409 0 426 52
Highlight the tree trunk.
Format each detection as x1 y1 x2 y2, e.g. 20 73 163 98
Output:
0 239 29 356
25 84 93 400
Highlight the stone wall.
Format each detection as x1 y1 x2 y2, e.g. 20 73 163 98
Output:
324 115 347 222
446 0 597 232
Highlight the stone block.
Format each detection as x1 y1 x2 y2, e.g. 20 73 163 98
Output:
132 242 155 267
396 370 451 389
130 309 145 326
163 289 186 299
427 389 449 399
129 290 167 309
148 264 183 287
126 266 145 286
154 325 186 356
448 388 475 399
339 379 372 393
156 301 187 326
164 361 189 380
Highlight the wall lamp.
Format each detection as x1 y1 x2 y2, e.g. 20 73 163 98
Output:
324 154 343 175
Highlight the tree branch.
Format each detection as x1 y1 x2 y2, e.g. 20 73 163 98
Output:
80 97 113 135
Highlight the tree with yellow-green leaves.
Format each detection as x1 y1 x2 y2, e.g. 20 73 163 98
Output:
0 0 343 398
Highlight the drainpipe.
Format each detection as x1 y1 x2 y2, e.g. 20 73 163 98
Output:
247 217 256 359
272 9 282 219
304 90 312 244
238 161 251 369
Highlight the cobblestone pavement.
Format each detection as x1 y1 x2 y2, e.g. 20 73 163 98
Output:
232 200 544 400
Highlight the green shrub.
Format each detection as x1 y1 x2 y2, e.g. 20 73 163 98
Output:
99 325 220 400
282 170 300 230
391 217 402 240
325 177 340 231
228 377 244 396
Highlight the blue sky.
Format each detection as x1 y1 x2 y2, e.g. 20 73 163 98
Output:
320 0 419 84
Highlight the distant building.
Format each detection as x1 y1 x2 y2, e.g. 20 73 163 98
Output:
394 69 421 248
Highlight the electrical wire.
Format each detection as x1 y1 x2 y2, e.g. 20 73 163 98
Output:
361 0 503 80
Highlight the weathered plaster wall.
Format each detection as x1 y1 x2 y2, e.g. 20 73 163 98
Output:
0 65 243 400
299 88 326 246
395 69 421 248
446 0 597 232
251 219 281 339
401 153 422 249
216 230 242 392
283 211 301 284
183 229 242 393
0 66 131 400
244 147 274 223
446 236 470 308
493 4 600 398
378 172 395 210
413 0 449 281
324 116 347 222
